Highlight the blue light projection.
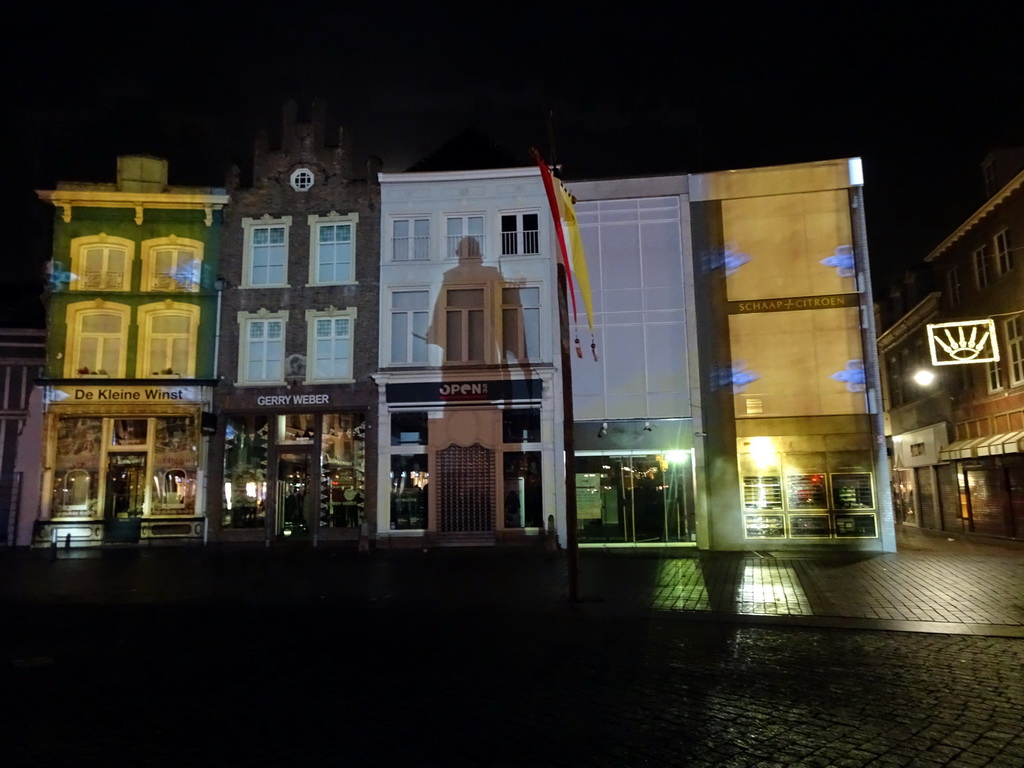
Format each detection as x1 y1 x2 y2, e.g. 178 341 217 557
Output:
830 360 865 392
819 245 855 277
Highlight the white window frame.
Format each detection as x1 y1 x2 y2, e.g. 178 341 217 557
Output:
443 286 487 364
390 216 431 262
986 359 1003 393
1006 316 1024 387
973 245 990 289
947 266 961 307
140 236 203 293
64 301 130 377
305 307 357 383
307 212 358 285
502 283 542 362
388 288 431 366
499 211 541 256
290 168 314 192
137 301 200 378
994 229 1013 275
241 216 292 288
445 214 485 260
69 234 135 292
238 310 289 385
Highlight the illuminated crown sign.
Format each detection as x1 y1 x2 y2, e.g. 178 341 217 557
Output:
927 320 999 366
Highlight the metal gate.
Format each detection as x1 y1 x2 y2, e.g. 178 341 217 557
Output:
437 444 494 532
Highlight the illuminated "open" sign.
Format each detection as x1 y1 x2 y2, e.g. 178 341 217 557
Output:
927 320 999 366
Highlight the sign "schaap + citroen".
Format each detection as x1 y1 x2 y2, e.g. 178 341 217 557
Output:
927 320 1000 366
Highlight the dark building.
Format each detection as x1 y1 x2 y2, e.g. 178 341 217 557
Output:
880 149 1024 540
207 102 381 545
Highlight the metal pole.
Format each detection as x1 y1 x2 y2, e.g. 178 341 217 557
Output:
557 264 580 602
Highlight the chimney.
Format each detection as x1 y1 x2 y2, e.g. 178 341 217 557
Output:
116 155 168 193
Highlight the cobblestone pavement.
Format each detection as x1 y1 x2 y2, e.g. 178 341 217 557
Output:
3 528 1024 766
1 525 1022 636
3 605 1023 767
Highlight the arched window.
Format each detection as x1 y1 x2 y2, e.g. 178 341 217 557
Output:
138 302 200 377
69 235 135 291
141 236 203 293
64 301 130 377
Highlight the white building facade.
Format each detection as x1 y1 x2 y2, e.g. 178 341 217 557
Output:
373 168 566 547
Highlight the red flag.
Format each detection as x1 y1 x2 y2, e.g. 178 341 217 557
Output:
531 149 578 321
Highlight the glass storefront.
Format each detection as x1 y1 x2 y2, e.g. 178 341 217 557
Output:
222 411 366 535
52 415 199 520
576 452 696 544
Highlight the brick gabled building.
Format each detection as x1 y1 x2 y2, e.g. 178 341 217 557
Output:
207 102 381 545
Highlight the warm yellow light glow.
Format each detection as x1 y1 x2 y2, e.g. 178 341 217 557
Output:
913 369 935 386
665 450 688 464
224 482 232 510
245 482 257 498
749 437 777 470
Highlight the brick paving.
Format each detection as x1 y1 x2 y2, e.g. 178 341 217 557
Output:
4 512 1024 768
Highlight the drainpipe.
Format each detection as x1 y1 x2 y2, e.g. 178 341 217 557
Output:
204 277 228 548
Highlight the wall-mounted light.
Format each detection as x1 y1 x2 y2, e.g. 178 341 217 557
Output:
597 422 608 439
913 369 936 386
643 421 653 432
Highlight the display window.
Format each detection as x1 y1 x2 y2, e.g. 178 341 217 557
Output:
52 414 199 519
222 415 269 529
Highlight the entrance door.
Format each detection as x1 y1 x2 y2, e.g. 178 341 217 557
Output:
105 452 147 520
277 451 314 538
577 453 695 544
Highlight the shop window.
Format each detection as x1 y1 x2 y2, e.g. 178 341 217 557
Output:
391 412 428 446
52 418 103 517
389 290 430 365
112 419 148 447
138 301 200 377
831 473 874 509
69 234 134 292
278 413 317 444
502 286 541 362
503 451 542 528
152 416 198 515
742 476 783 510
390 454 429 530
320 413 366 528
502 409 541 443
785 473 828 510
222 415 269 529
308 213 358 284
141 236 203 292
65 301 130 377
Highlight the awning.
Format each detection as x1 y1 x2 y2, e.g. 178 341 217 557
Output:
938 437 989 461
975 430 1024 457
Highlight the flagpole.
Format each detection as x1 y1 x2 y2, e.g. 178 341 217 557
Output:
557 262 580 603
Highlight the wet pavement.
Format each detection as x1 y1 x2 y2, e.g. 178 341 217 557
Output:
2 526 1023 766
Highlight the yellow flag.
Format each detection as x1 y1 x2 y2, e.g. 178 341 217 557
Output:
556 181 594 334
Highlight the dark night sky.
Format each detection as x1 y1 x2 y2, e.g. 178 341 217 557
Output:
4 3 1024 294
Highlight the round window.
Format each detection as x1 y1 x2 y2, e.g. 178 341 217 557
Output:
290 168 314 191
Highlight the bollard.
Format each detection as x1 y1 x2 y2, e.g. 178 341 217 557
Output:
65 533 71 550
50 536 57 562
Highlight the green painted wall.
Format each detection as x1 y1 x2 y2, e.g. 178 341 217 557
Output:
45 205 223 380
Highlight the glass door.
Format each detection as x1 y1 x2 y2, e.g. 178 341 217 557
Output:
105 452 147 520
277 451 314 538
577 453 695 544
